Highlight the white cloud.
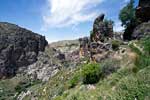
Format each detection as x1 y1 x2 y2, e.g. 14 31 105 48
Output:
42 0 104 29
124 0 130 3
114 21 124 32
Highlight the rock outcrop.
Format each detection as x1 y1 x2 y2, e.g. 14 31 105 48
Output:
0 22 48 78
79 37 89 57
25 51 61 82
131 0 150 39
49 40 79 53
132 21 150 39
136 0 150 23
85 13 131 62
79 14 114 62
92 14 113 42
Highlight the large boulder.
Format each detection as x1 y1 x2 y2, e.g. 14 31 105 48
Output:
92 14 113 42
136 0 150 23
0 22 48 78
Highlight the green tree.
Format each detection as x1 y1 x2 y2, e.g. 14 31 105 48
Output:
119 0 138 40
90 30 94 42
142 36 150 55
119 0 135 27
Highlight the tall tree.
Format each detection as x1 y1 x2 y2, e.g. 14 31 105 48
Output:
119 0 135 27
119 0 138 40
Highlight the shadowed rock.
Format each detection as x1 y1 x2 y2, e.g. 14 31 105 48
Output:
136 0 150 22
132 21 150 39
0 22 48 78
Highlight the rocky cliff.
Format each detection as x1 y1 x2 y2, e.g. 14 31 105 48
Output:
0 22 48 78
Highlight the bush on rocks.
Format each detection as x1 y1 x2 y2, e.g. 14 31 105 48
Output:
82 63 102 84
112 40 120 50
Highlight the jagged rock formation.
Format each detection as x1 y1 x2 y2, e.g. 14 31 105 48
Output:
136 0 150 23
92 14 113 42
0 22 48 78
79 14 114 62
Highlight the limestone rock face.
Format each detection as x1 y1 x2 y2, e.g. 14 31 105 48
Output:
0 22 48 78
25 52 61 82
92 14 113 42
136 0 150 22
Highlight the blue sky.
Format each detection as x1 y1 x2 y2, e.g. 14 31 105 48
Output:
0 0 139 43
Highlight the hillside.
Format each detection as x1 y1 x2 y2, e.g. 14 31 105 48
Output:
49 39 79 53
0 26 150 100
0 0 150 100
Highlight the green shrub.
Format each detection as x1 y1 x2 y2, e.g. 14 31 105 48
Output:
70 95 78 100
129 43 142 55
135 55 150 69
112 40 120 50
131 65 138 73
90 30 95 42
81 63 102 84
15 81 29 93
138 37 150 68
15 80 41 93
130 37 150 69
68 74 80 88
101 60 120 77
104 19 114 25
115 66 150 100
142 37 150 55
103 19 114 37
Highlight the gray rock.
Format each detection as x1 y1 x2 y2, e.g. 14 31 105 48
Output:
132 21 150 39
79 37 89 48
92 14 113 42
0 22 48 78
25 52 61 82
90 42 112 61
56 53 65 60
79 37 90 57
